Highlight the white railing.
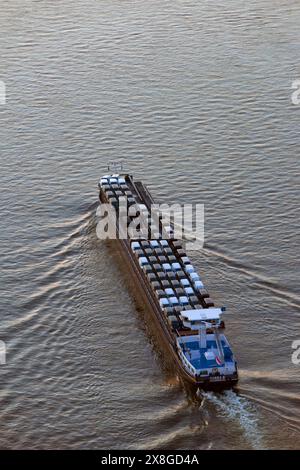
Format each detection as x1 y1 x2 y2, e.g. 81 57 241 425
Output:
178 348 197 375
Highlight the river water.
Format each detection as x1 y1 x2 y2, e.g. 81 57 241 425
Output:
0 0 299 449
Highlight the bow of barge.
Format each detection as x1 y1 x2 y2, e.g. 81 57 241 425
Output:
98 173 238 388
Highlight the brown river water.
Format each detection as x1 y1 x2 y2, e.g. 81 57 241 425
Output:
0 0 299 449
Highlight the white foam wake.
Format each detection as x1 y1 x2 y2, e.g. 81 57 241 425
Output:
201 390 264 449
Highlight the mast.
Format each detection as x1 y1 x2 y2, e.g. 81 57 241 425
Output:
198 322 207 349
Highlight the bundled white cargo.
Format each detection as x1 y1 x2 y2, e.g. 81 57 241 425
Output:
100 178 109 185
162 263 172 272
169 296 179 306
185 265 195 274
184 287 194 295
160 298 169 308
165 288 175 297
194 280 204 289
138 257 148 267
131 241 141 251
171 263 181 271
179 296 189 305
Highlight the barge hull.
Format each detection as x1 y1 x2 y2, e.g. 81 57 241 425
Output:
98 179 238 388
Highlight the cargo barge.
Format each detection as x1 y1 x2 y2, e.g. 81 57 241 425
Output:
98 173 238 387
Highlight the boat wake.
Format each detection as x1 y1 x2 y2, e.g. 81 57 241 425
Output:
201 390 264 449
203 244 300 310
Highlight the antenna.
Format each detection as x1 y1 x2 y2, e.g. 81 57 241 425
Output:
213 326 224 364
